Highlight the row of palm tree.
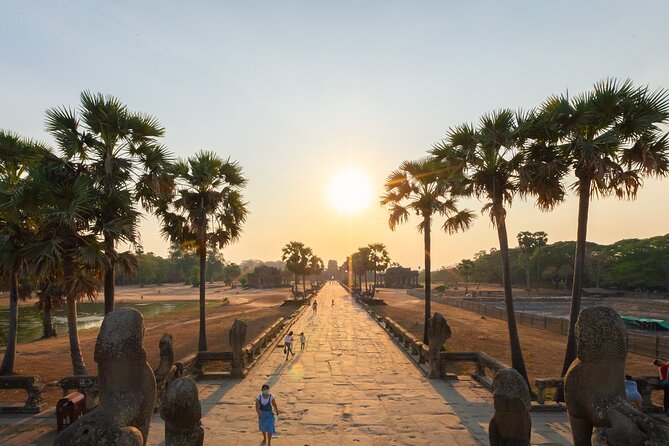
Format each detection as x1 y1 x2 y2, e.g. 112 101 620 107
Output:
382 78 669 384
341 243 391 291
0 92 248 374
281 241 324 295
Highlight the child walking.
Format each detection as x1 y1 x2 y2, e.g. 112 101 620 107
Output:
255 384 280 445
299 332 306 351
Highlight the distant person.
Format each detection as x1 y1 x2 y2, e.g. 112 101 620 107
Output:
653 358 669 414
331 299 335 306
299 332 306 351
624 375 642 410
255 384 280 445
284 331 295 360
312 300 318 315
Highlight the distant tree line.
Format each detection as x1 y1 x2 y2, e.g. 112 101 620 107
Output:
432 233 669 293
114 244 243 287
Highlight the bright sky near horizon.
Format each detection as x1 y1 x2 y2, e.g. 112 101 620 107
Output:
2 1 669 270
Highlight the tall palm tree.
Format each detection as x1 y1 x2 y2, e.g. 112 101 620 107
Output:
0 131 48 375
45 91 173 315
381 158 475 344
282 241 310 295
307 255 324 284
21 154 108 375
368 243 390 288
536 79 669 375
357 246 372 291
432 110 550 383
158 151 247 351
457 259 474 294
516 231 548 295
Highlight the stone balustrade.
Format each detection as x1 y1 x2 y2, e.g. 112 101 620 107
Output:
0 376 46 414
242 317 286 369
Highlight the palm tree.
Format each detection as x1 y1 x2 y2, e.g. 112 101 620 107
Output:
282 241 311 295
456 259 474 294
535 79 669 376
368 243 390 288
45 91 173 315
381 158 475 344
307 255 324 284
356 246 372 291
432 110 545 383
158 151 248 352
21 154 108 375
516 231 548 295
0 131 48 375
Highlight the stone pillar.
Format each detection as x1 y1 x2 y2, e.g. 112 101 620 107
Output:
426 312 451 378
160 377 204 446
488 368 531 446
229 319 247 378
54 307 156 446
565 306 669 446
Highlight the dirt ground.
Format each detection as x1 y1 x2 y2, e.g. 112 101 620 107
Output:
0 284 294 407
374 289 660 400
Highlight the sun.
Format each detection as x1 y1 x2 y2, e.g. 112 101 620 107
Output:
327 169 373 214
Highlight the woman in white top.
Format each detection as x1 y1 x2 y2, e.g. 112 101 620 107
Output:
284 331 295 360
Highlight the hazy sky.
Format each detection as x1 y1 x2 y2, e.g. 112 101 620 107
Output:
2 1 668 269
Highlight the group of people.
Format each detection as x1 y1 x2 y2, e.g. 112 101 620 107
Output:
624 358 669 415
257 297 330 443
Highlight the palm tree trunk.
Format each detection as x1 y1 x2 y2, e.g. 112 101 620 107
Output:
496 214 529 384
364 271 368 292
302 275 306 294
0 274 18 375
198 246 208 351
525 252 531 296
423 215 431 345
536 250 541 293
560 182 591 377
64 258 87 375
42 294 56 338
103 234 115 315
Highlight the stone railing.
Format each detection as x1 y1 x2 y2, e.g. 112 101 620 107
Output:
408 290 669 359
58 375 100 411
438 351 511 390
381 316 429 365
359 302 514 389
0 376 47 414
633 375 666 413
242 317 286 372
534 378 563 405
533 375 666 413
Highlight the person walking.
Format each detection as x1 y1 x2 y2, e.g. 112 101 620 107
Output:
255 384 280 445
312 300 318 315
653 358 669 415
299 332 306 351
284 331 295 360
